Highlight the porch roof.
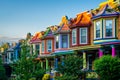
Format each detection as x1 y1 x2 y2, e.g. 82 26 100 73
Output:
52 50 74 56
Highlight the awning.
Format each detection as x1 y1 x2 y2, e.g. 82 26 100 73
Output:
52 50 74 56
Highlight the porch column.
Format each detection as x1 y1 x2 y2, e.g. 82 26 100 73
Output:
111 45 116 57
41 61 43 68
83 51 87 69
99 48 103 58
46 58 49 70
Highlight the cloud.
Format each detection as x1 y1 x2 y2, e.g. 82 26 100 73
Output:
0 36 22 45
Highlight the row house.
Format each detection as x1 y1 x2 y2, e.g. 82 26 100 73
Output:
29 0 120 74
3 43 21 64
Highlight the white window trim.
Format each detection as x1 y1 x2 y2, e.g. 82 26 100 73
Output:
47 40 52 52
95 20 102 39
80 28 88 44
61 34 69 48
72 28 77 45
103 18 115 38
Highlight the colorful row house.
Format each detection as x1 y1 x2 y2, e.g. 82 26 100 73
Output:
29 0 120 74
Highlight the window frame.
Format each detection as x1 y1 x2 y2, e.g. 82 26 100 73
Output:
72 28 77 45
103 19 115 38
61 34 68 48
95 20 101 39
47 40 52 52
80 28 88 44
41 41 45 53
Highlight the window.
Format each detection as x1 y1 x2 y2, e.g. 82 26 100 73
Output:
72 29 77 45
56 35 59 49
105 19 113 37
61 34 68 48
96 21 101 38
35 44 39 55
42 41 44 53
80 28 87 44
47 40 52 52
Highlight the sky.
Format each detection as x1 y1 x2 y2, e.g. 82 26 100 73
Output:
0 0 106 43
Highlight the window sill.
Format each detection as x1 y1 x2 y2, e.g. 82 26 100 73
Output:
94 37 117 41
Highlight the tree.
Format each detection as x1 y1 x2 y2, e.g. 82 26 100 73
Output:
13 43 45 80
0 58 7 80
26 32 32 40
56 55 83 79
94 55 120 80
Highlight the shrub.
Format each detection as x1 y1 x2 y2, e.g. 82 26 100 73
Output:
94 55 120 80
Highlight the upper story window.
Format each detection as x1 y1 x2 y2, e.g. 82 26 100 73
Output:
96 21 101 39
94 18 115 40
80 28 87 44
56 35 59 49
41 41 44 53
61 34 68 48
72 29 77 45
35 44 40 55
105 19 113 37
47 40 52 52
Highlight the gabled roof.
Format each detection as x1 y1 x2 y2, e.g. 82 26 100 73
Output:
69 12 92 28
43 27 54 39
92 0 119 19
30 32 44 44
56 16 70 33
92 4 119 19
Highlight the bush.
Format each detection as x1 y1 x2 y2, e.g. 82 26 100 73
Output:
0 59 7 80
55 74 78 80
57 55 83 79
94 55 120 80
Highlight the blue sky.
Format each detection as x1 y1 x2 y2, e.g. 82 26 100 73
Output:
0 0 105 40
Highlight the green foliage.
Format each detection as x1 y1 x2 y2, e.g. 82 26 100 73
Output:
12 43 45 80
55 74 78 80
57 55 83 79
94 55 120 80
0 59 7 80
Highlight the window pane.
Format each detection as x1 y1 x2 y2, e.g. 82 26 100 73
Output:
47 40 52 52
72 29 76 44
105 20 112 37
96 21 100 38
80 28 87 44
42 41 44 52
35 44 39 55
62 34 68 48
56 35 59 49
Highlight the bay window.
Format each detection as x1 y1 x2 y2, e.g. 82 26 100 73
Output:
72 29 77 45
80 28 87 44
